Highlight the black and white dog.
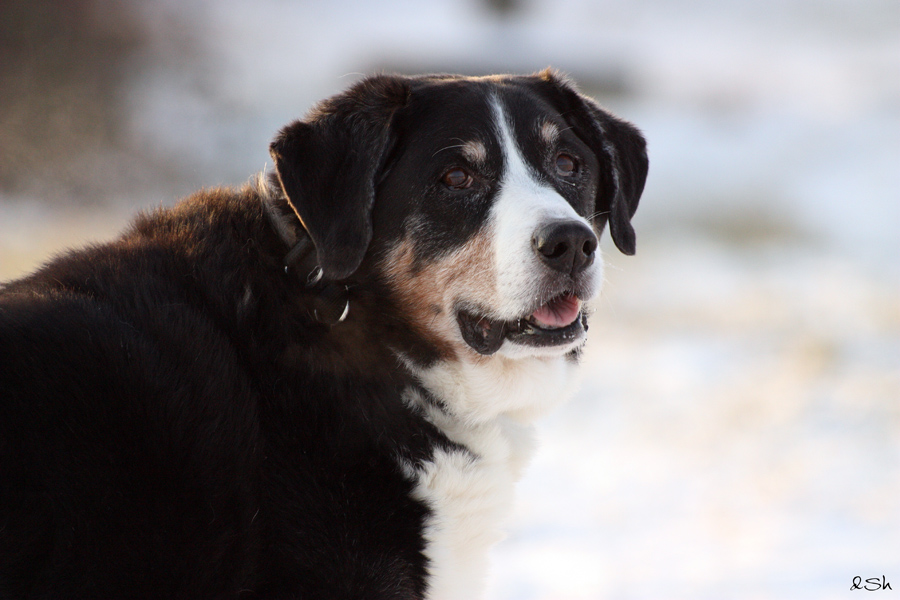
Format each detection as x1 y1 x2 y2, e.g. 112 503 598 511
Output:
0 71 647 599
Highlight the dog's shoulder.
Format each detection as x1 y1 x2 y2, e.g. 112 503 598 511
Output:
0 184 276 447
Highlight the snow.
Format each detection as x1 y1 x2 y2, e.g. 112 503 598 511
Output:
2 0 898 596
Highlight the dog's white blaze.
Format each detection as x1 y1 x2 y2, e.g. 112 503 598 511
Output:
488 99 602 345
403 98 601 600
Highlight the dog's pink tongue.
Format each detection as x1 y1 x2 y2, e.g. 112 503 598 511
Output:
530 294 582 329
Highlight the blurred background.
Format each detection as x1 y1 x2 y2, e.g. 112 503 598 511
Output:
1 0 898 597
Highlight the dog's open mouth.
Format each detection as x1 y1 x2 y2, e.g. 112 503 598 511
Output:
456 293 588 355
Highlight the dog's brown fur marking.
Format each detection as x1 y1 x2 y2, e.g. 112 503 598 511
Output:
380 226 497 361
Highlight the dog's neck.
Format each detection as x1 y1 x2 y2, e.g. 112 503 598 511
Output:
397 354 580 600
258 173 316 275
404 349 582 424
257 172 302 247
258 174 353 325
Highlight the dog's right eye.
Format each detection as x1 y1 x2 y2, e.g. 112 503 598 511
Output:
441 168 473 190
555 153 577 177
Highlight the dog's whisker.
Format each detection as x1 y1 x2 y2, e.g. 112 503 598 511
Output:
431 144 467 158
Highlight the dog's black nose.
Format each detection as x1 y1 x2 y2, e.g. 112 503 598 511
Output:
532 220 598 276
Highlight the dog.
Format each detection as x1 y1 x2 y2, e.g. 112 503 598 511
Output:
0 70 647 599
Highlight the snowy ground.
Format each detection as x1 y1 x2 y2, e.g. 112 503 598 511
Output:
496 237 900 599
1 0 898 597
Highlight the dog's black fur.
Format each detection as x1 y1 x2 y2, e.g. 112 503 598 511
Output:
0 72 646 599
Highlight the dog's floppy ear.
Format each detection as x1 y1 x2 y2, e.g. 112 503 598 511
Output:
531 70 648 255
270 75 410 280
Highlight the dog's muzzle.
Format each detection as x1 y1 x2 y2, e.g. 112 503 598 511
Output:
456 219 598 356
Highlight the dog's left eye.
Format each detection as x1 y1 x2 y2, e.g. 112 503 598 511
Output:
442 168 473 190
555 153 577 176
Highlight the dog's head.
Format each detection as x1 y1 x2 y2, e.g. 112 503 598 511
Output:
270 71 647 369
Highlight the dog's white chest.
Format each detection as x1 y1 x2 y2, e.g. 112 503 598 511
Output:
399 355 580 599
406 408 536 600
